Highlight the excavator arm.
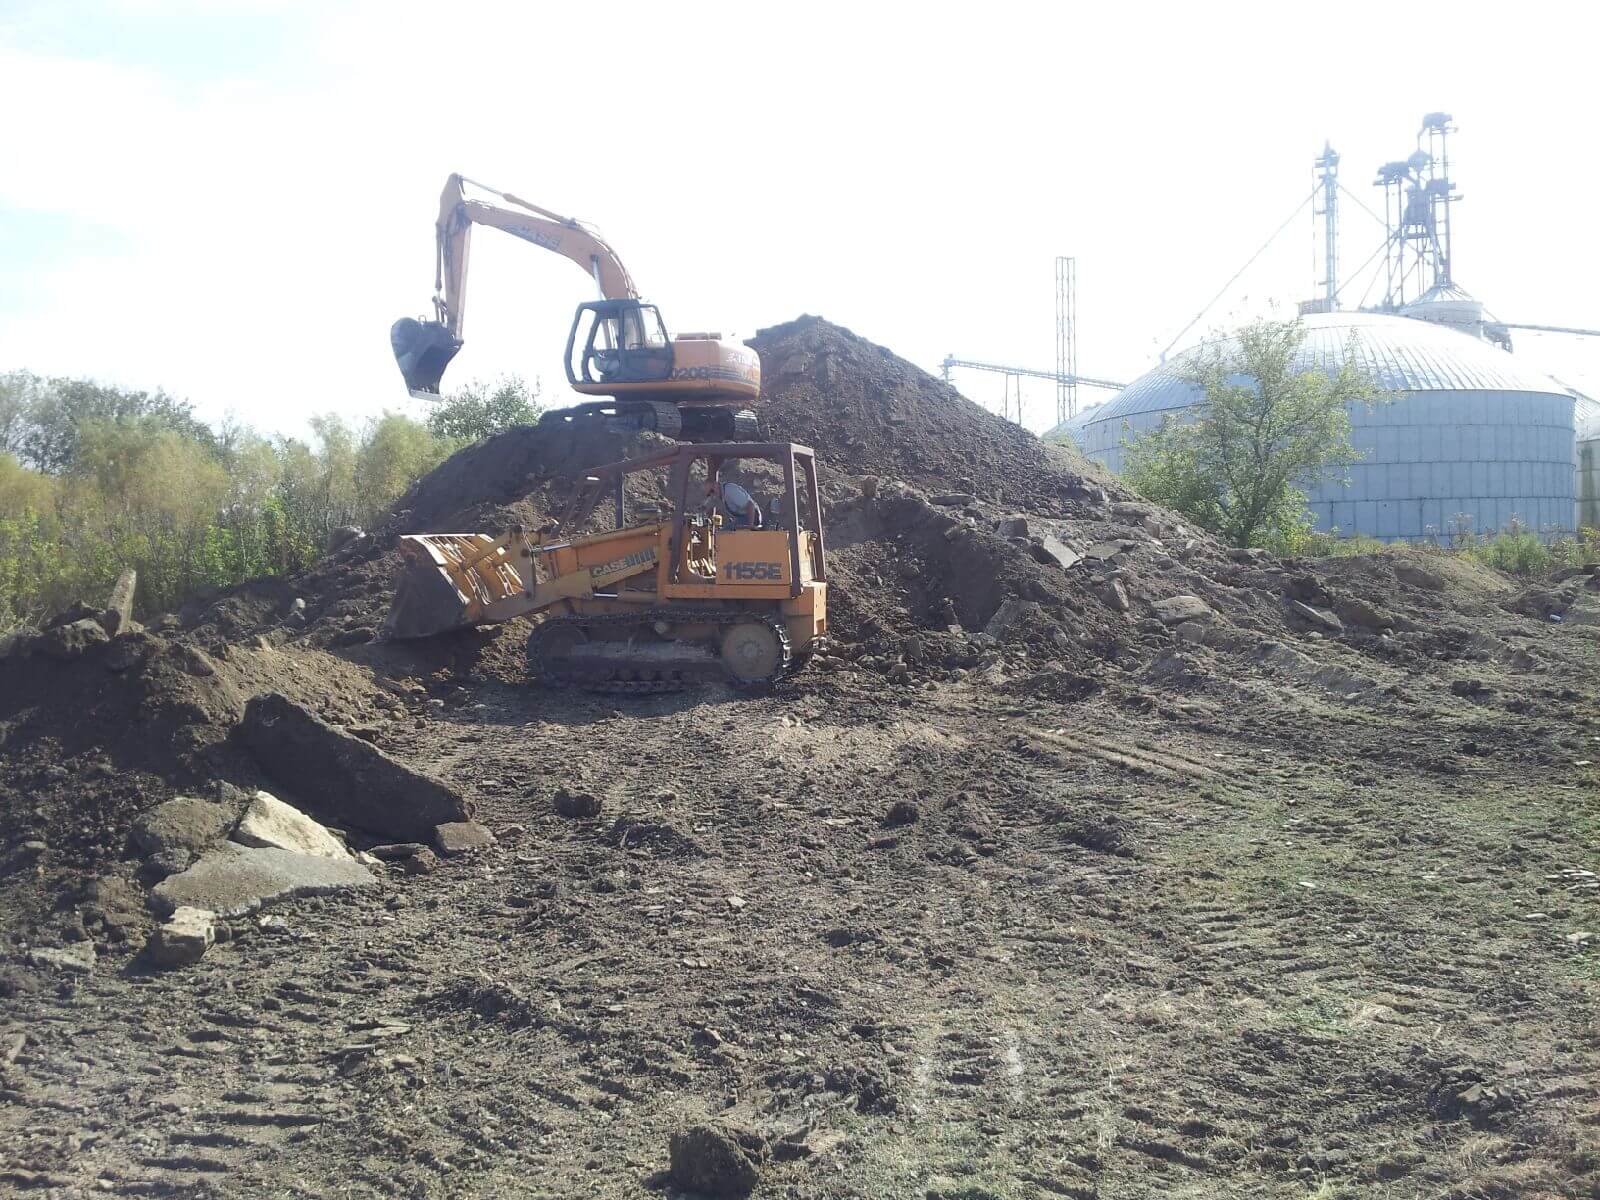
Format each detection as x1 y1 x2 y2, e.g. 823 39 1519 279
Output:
429 174 638 336
392 174 639 396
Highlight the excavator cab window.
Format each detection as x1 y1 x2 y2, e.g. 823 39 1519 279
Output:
566 300 674 387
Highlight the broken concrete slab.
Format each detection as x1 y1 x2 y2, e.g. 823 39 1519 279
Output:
1290 599 1344 634
146 907 216 967
152 843 376 918
1151 595 1214 625
28 944 95 975
1099 579 1131 613
983 597 1034 639
101 569 138 636
131 796 240 858
1032 534 1082 571
240 693 471 841
433 821 495 856
1083 541 1124 562
233 790 349 859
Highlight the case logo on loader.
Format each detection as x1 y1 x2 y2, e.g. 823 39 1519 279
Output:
590 546 657 580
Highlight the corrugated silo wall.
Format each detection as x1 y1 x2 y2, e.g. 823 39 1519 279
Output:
1581 437 1600 529
1079 389 1578 541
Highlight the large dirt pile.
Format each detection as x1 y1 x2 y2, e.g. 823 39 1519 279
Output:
750 315 1122 509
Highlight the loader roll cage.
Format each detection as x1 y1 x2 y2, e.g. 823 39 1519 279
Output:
557 443 826 598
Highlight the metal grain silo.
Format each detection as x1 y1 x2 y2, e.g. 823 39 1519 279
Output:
1579 395 1600 530
1067 311 1580 541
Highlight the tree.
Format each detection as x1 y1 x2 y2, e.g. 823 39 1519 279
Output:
424 375 540 443
1123 318 1386 550
354 412 451 526
7 374 215 474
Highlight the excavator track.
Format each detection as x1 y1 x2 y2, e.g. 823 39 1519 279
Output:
527 609 792 694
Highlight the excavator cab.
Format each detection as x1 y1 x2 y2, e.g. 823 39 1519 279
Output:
565 299 674 390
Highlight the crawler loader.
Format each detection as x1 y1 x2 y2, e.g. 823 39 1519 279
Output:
383 443 826 691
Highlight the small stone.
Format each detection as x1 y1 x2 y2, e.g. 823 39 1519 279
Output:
146 907 216 967
1099 579 1131 613
433 820 495 856
257 914 291 934
930 493 976 508
1175 621 1208 645
996 514 1029 538
28 943 95 975
553 789 603 819
726 895 747 911
692 1027 724 1047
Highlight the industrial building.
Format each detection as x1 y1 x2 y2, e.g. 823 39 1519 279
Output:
1072 308 1582 540
1050 114 1598 542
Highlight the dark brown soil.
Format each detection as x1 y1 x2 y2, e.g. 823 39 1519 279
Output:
2 317 1597 1199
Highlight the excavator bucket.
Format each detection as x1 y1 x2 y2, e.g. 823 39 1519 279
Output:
390 317 463 397
383 533 528 640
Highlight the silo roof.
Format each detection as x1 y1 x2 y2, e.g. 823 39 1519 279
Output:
1087 311 1574 430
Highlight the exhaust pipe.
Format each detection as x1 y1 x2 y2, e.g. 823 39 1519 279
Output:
390 317 462 397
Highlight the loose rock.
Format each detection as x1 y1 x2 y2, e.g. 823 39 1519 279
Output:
433 821 496 856
152 844 377 918
233 790 350 859
131 796 240 858
146 907 217 967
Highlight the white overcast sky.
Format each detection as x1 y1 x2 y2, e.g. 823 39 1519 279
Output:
2 0 1597 437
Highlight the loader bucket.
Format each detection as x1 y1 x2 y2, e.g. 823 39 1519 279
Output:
383 533 527 640
390 317 462 397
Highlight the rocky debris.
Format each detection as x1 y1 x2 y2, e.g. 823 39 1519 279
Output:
38 617 110 659
1289 599 1344 635
983 597 1035 639
152 843 377 918
131 795 240 858
668 1123 762 1197
553 788 603 819
102 569 138 636
1176 621 1209 645
368 842 428 861
240 693 471 841
930 493 975 508
1033 534 1082 571
233 790 350 859
1151 595 1213 625
27 943 95 974
996 514 1029 538
1097 579 1131 613
145 906 217 966
433 821 496 856
398 848 440 874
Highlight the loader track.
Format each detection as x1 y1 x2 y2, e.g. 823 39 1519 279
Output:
526 608 792 694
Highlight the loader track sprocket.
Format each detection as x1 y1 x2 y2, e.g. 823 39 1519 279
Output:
526 609 792 694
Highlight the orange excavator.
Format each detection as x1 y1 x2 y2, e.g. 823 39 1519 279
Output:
391 175 760 441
